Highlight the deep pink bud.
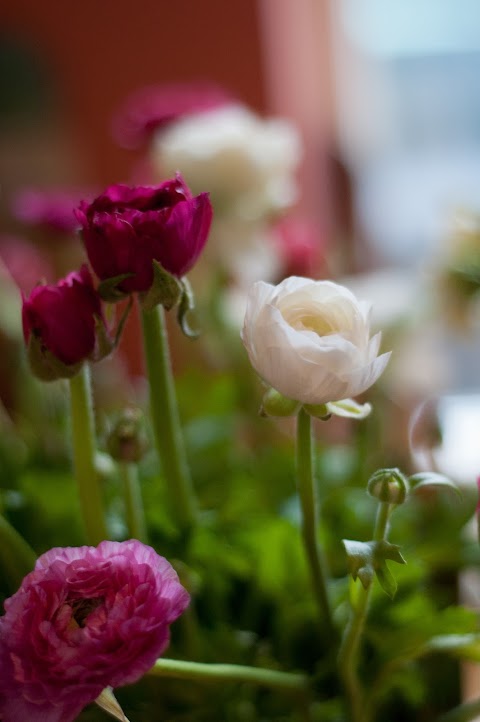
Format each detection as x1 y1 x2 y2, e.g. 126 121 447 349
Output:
75 174 212 294
0 540 190 722
22 265 105 374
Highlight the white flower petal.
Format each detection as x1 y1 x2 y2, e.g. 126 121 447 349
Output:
241 277 391 405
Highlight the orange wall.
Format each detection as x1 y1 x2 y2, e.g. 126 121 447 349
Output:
1 0 266 186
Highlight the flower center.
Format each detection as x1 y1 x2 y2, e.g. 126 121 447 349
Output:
69 597 103 628
284 309 336 337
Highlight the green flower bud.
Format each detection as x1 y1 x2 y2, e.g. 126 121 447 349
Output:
260 388 301 417
367 467 408 505
106 407 148 463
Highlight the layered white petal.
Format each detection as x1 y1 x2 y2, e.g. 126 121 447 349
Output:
242 277 390 405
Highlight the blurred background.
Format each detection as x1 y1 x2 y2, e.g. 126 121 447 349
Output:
2 0 480 457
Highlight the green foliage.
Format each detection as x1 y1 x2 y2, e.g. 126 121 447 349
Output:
0 344 478 721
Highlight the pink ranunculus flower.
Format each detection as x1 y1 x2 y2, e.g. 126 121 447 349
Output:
22 265 108 379
112 82 234 149
0 540 190 722
75 174 212 295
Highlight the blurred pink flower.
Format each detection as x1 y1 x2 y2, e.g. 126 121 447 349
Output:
0 235 52 291
76 174 212 294
22 265 107 377
0 540 190 722
112 82 234 149
273 217 325 279
11 188 92 235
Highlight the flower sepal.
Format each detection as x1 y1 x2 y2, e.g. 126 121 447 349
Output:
260 388 301 417
302 402 331 420
327 398 372 420
93 298 133 362
26 332 83 381
139 260 183 312
98 274 135 303
177 277 200 338
95 687 130 721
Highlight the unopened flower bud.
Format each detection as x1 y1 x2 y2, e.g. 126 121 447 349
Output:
367 468 408 505
107 408 148 463
260 388 300 417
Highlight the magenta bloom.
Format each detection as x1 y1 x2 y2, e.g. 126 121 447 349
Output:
22 265 105 375
112 82 234 149
75 174 212 294
0 540 190 722
11 188 91 234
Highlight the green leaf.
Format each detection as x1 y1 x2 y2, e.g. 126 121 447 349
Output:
375 562 398 599
409 472 462 498
343 539 406 597
327 398 372 420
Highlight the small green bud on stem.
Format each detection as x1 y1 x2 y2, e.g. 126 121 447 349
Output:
367 467 408 505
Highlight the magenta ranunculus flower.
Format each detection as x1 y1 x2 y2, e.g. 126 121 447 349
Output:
75 174 212 295
22 265 107 379
0 540 190 722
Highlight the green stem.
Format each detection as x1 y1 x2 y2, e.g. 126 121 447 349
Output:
141 305 197 536
338 502 392 722
120 462 147 542
295 408 335 639
69 365 107 545
149 658 308 694
0 514 36 590
437 698 480 722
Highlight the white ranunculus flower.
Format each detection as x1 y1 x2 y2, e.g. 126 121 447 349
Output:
241 277 391 405
152 104 301 221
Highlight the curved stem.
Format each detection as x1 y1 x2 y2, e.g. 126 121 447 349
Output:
149 657 308 694
296 408 335 639
338 502 392 722
69 365 108 545
140 305 197 536
120 462 147 542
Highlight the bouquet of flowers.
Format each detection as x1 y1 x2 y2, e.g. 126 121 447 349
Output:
0 87 479 722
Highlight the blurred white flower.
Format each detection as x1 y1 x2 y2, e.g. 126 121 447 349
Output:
241 277 390 405
152 104 301 221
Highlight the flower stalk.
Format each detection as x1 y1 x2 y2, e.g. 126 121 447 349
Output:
295 407 335 639
120 462 147 542
338 501 392 722
141 304 197 536
0 513 36 590
68 365 108 545
149 657 308 694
